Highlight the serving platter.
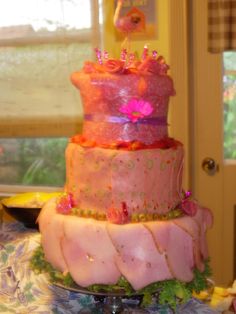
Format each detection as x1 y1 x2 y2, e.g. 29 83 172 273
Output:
55 282 149 314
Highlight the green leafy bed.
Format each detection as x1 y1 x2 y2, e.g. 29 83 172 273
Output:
31 246 212 310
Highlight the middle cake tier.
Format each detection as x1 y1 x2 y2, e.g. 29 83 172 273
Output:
65 138 184 216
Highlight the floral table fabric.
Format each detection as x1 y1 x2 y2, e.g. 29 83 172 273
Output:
0 222 219 314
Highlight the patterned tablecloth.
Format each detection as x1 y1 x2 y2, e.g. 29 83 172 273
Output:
0 221 219 314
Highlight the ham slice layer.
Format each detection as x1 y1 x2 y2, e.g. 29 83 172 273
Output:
146 221 194 282
38 199 213 289
38 198 68 273
61 217 121 286
107 223 172 290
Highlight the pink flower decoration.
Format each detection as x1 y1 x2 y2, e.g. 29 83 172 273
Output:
119 99 154 123
138 56 169 75
103 59 125 73
83 61 97 73
107 202 129 224
184 190 192 198
181 199 198 217
56 193 75 215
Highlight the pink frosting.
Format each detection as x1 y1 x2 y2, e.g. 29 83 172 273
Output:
71 71 175 145
38 198 213 289
65 142 184 215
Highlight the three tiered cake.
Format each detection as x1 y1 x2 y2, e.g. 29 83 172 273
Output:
38 48 213 304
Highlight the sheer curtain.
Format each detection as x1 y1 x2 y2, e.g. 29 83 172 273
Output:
0 0 101 137
208 0 236 52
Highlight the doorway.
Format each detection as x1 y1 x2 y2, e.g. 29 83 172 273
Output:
188 0 236 286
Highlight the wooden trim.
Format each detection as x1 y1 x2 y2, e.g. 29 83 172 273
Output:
0 119 83 138
169 0 190 189
224 69 236 75
0 185 63 197
234 204 236 279
0 29 94 47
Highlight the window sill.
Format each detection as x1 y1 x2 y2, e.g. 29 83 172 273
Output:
0 184 63 198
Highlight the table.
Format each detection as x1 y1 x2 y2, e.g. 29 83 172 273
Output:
0 221 219 314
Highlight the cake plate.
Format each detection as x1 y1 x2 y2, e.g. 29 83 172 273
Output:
55 283 150 313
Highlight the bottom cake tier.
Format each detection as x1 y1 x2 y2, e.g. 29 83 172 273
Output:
38 197 213 291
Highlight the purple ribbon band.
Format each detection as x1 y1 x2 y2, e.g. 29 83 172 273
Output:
84 114 167 125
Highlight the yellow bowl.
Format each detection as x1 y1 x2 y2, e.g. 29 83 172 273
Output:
1 192 62 228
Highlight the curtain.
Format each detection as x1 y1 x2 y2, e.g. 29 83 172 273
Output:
0 0 101 137
208 0 236 52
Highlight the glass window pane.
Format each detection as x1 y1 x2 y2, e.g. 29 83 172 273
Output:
0 0 91 36
0 138 67 187
223 52 236 159
0 41 90 138
0 43 90 126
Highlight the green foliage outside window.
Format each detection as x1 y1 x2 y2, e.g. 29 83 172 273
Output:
0 138 67 187
223 52 236 159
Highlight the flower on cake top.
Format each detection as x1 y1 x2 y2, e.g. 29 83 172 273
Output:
82 47 170 76
103 59 125 73
56 193 75 215
119 98 154 123
138 56 169 75
181 199 198 217
107 202 129 224
180 191 198 217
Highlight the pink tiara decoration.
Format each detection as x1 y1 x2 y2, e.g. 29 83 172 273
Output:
103 50 109 61
184 190 192 199
120 48 127 62
83 45 170 76
119 98 154 123
142 45 149 60
95 48 103 64
129 52 135 62
152 50 158 59
126 52 135 68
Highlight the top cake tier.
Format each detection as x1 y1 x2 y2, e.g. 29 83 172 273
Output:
71 56 175 145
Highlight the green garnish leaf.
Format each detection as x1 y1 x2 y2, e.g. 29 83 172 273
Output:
31 246 211 310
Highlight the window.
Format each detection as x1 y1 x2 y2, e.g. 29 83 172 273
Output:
0 0 102 193
223 52 236 159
